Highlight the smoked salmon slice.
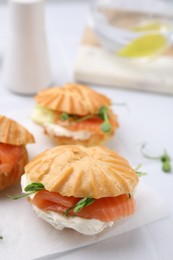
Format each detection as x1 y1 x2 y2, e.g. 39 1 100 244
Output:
69 117 105 132
32 190 135 222
57 115 118 135
0 143 23 168
0 143 26 191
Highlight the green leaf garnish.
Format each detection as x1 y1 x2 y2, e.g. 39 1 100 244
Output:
61 113 95 122
98 106 106 120
100 122 111 132
8 182 45 200
61 112 69 121
73 197 95 212
161 156 171 173
64 197 95 216
141 144 172 173
135 164 147 177
60 106 112 133
60 106 112 134
0 235 3 240
24 182 45 192
98 106 112 133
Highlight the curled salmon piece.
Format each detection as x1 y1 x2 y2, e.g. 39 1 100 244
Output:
32 190 135 222
0 143 28 191
58 116 118 135
0 115 35 191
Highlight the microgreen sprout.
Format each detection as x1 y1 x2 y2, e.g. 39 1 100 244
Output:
135 164 147 177
60 106 112 133
98 106 112 133
8 183 45 200
141 144 172 173
64 197 95 216
0 235 3 240
61 112 69 121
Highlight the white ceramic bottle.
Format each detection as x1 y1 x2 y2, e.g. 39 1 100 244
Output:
3 0 51 95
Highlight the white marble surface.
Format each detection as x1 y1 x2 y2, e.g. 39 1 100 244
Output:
0 1 173 260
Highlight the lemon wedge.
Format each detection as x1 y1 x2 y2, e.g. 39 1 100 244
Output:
132 22 171 32
116 34 167 58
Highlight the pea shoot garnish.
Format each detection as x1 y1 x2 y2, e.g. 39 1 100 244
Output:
64 197 95 216
135 164 147 177
0 235 3 240
98 106 112 133
60 106 112 133
141 144 172 173
8 182 45 200
61 112 69 121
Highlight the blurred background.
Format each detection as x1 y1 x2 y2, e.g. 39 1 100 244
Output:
0 0 173 94
0 0 92 88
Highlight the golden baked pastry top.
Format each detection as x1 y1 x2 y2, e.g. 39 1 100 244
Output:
0 115 35 145
35 83 111 116
25 145 138 198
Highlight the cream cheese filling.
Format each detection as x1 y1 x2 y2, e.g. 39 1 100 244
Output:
30 105 93 141
21 174 114 235
44 123 92 141
33 205 113 235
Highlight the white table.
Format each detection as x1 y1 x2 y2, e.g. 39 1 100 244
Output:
0 1 173 260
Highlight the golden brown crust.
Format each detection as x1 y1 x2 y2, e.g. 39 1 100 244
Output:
0 146 28 191
35 83 111 116
0 115 35 145
25 145 138 199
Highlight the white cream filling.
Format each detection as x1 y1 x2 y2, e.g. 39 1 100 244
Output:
33 205 113 235
21 174 36 199
21 174 113 235
44 123 92 141
30 105 92 141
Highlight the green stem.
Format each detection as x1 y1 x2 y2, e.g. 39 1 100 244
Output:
141 144 172 173
99 106 112 133
141 144 161 160
136 171 147 177
135 164 147 177
63 206 75 216
8 182 45 200
76 114 95 122
64 197 95 216
103 110 109 123
7 191 36 200
135 164 142 171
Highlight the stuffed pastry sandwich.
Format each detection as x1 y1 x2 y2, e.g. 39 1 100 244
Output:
30 83 119 146
20 145 138 235
0 116 35 191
